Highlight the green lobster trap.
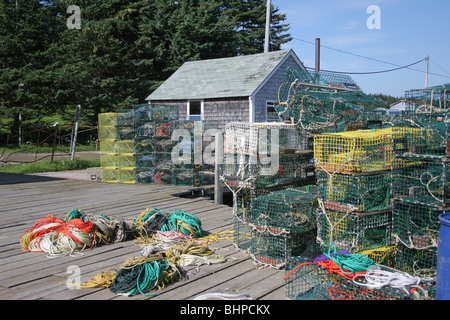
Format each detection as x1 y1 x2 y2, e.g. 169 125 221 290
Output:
392 200 443 251
316 204 393 253
221 152 315 190
249 229 318 269
394 242 437 280
247 187 319 235
284 254 434 300
393 114 450 157
392 158 450 207
317 171 392 213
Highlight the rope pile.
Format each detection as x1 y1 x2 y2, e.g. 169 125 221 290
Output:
20 214 96 258
77 238 227 296
109 253 181 297
22 206 232 297
133 207 203 241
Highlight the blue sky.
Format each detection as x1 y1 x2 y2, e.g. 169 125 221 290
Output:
274 0 450 98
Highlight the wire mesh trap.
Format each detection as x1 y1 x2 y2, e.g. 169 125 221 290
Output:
314 127 410 175
316 205 393 253
392 157 450 207
317 171 392 213
391 200 443 252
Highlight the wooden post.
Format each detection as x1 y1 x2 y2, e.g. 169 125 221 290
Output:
315 38 321 84
264 0 271 53
51 124 58 162
214 132 223 205
71 105 81 161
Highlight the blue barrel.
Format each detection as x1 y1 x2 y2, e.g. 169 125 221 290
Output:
437 212 450 300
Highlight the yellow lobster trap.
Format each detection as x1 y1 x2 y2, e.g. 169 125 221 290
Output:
314 127 420 174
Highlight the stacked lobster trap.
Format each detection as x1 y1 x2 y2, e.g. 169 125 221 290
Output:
98 104 217 187
313 127 404 254
220 122 317 267
390 85 450 278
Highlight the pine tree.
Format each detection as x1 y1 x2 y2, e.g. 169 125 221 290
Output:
0 0 59 138
223 0 292 55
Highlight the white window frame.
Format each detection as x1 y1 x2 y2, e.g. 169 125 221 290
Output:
266 100 282 122
187 100 204 121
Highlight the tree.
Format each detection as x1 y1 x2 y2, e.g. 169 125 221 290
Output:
0 0 59 138
1 0 293 130
223 0 292 55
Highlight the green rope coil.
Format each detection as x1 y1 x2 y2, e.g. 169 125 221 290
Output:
325 243 375 276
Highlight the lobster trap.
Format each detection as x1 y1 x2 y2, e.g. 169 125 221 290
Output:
224 122 312 156
275 91 365 134
392 200 443 251
317 171 392 213
284 255 434 300
405 84 450 114
393 114 450 157
275 68 385 134
102 167 119 183
249 228 318 269
314 127 407 174
247 187 320 235
392 158 450 207
394 242 437 280
100 153 118 168
221 152 315 190
316 205 393 253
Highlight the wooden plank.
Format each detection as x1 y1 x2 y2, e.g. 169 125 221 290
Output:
0 172 289 300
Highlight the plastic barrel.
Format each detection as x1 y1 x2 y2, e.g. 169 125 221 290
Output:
437 212 450 300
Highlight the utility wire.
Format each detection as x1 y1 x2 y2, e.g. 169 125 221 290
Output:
293 37 450 79
430 58 450 76
306 58 426 75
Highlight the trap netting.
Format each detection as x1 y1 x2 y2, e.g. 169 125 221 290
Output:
284 259 435 300
316 202 393 253
314 127 412 175
393 113 450 157
394 242 437 280
247 187 320 235
391 200 443 252
98 105 218 187
405 84 450 114
317 171 392 213
221 152 315 190
392 158 450 207
249 228 318 269
275 68 386 134
224 122 313 156
231 184 308 251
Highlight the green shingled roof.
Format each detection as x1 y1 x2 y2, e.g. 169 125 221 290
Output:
146 49 296 101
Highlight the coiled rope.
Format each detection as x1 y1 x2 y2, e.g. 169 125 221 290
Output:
133 207 204 242
352 265 435 298
110 253 181 297
20 214 96 258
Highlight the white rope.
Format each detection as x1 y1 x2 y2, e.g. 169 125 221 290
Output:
352 266 434 296
194 292 253 300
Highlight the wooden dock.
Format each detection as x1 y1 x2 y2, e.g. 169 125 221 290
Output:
0 172 288 301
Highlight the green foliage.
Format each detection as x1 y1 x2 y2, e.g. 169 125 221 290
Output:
0 158 100 174
369 93 401 106
1 0 293 130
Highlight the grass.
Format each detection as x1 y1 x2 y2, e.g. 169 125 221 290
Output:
0 158 100 174
1 143 97 154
